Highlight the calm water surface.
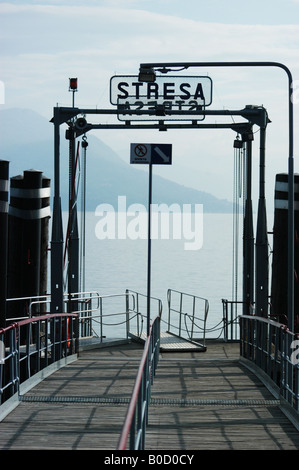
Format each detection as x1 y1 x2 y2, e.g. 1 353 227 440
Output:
78 212 244 338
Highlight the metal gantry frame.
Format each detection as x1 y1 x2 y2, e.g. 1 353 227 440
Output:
137 61 295 333
50 101 271 333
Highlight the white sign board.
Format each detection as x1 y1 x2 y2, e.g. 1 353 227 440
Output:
110 75 212 121
130 143 172 165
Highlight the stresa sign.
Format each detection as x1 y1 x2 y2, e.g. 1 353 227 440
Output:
110 75 213 121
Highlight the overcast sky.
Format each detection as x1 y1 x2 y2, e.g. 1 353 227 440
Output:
1 0 299 208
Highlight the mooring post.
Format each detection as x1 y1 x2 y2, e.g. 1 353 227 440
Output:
0 160 9 328
271 173 299 332
7 170 50 320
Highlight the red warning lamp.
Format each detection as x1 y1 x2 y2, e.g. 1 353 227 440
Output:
69 78 78 91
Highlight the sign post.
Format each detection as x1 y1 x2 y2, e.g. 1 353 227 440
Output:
147 162 152 337
130 143 172 336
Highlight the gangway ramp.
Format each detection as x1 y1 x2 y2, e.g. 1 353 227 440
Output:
129 331 206 352
1 341 298 450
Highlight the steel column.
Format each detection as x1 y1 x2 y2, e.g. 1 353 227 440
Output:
67 129 79 314
255 124 268 317
243 139 254 315
50 108 64 313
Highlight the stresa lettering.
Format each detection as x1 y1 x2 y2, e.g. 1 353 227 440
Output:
117 81 205 101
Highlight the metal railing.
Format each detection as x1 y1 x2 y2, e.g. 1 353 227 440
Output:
6 292 98 337
126 289 163 339
64 290 161 342
0 288 161 416
0 313 78 410
167 289 209 345
84 292 134 340
7 292 132 341
118 314 160 450
6 294 52 321
240 315 299 413
5 290 163 344
222 299 244 341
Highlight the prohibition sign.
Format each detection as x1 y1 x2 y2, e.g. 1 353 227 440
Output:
134 144 148 157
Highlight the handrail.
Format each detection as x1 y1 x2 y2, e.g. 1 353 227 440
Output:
222 299 244 342
118 315 160 450
126 289 162 338
6 292 100 320
240 314 299 413
29 291 101 316
67 291 136 340
7 291 136 340
6 294 51 321
0 313 78 410
167 289 209 345
5 290 160 344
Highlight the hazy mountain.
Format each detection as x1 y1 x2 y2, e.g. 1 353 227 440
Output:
0 108 233 212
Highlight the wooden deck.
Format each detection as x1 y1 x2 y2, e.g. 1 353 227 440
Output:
0 340 298 450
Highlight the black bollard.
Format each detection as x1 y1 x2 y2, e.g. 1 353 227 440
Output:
7 170 51 320
271 173 299 332
40 175 51 313
0 160 9 328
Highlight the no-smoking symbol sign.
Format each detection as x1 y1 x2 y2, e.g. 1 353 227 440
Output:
130 143 151 163
134 144 148 158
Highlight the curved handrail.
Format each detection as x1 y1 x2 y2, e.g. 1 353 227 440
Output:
0 313 77 334
239 314 299 414
0 322 18 335
0 313 78 410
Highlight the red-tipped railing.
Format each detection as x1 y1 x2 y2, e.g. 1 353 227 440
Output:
240 315 299 413
118 315 160 450
0 313 78 409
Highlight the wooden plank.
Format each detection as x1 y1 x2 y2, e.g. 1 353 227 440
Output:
146 354 299 450
0 342 144 450
0 402 128 450
146 405 299 450
0 341 298 450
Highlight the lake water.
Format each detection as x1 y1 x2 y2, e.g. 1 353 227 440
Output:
70 210 247 339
